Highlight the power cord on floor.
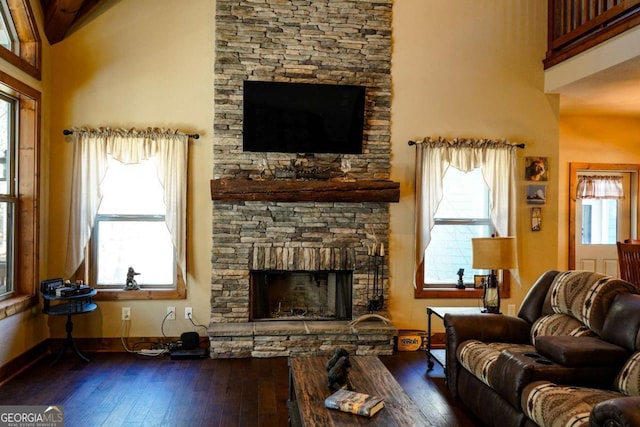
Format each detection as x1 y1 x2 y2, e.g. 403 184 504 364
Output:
119 309 206 358
120 316 171 358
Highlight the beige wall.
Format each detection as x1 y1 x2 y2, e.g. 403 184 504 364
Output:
10 0 634 364
46 0 214 339
389 0 561 331
46 0 562 338
557 114 640 268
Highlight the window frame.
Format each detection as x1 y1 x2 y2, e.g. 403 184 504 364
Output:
81 160 186 302
415 262 511 299
91 213 177 290
0 0 41 79
0 92 18 300
0 0 18 53
0 70 40 319
415 167 511 299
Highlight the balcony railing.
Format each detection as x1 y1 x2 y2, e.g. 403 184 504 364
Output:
546 0 640 68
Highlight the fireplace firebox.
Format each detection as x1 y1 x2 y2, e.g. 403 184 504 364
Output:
249 270 353 321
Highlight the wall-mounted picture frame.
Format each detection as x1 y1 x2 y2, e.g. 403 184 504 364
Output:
531 207 541 231
527 185 546 204
474 275 488 289
525 157 549 181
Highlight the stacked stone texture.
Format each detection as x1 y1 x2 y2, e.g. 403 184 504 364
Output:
211 0 394 357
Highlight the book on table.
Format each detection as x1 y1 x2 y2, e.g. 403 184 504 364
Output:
324 388 385 417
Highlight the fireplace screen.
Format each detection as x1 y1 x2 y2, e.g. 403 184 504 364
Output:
250 270 352 321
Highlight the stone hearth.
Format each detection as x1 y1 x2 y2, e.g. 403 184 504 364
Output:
210 320 396 358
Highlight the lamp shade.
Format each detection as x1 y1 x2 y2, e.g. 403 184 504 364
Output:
472 237 517 270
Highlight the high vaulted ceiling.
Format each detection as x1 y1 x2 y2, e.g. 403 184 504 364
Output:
40 0 101 45
38 0 639 117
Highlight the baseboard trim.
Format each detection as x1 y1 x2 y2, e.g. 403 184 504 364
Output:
0 341 49 386
47 336 184 353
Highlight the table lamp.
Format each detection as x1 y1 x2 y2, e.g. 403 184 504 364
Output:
471 236 516 313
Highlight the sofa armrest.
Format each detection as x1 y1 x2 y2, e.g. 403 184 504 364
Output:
590 396 640 427
444 313 531 398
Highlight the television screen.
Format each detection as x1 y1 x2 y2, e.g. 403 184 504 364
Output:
243 80 365 154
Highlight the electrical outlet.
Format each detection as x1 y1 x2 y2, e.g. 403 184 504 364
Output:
507 304 516 316
167 306 175 320
122 307 131 321
185 307 193 319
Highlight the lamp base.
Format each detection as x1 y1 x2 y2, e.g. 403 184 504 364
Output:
481 308 501 314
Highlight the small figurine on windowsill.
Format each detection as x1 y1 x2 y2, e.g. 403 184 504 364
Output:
124 267 141 290
456 268 465 289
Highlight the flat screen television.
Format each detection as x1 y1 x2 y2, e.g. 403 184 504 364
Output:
243 80 365 154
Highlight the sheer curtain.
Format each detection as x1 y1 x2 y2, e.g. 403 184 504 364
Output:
414 137 518 288
64 127 189 280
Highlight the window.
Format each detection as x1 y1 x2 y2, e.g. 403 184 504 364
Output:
0 1 18 53
412 137 517 299
0 0 39 318
0 72 39 318
0 93 15 299
65 128 188 301
581 199 618 244
424 168 494 286
91 157 176 289
0 0 41 79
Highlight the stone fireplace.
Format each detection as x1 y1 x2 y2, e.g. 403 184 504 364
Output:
209 0 395 358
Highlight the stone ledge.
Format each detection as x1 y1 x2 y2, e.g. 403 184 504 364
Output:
208 320 397 358
208 322 254 336
208 320 397 337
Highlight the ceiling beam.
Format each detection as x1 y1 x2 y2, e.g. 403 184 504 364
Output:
41 0 99 45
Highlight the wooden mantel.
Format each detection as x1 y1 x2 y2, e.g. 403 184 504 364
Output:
210 179 400 203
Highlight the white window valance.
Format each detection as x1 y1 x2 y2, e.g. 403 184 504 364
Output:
576 175 624 199
64 127 189 280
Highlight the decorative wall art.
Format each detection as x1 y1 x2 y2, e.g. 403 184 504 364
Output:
526 185 546 204
531 207 541 231
525 157 549 181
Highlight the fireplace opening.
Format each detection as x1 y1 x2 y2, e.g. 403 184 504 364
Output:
250 270 353 321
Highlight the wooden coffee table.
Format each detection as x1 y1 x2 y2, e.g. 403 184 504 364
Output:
288 355 432 426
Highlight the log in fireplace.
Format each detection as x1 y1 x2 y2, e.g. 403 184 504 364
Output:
250 270 353 321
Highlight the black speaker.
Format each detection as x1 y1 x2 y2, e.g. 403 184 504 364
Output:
180 332 200 350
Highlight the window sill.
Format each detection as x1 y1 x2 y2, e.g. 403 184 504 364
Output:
415 287 511 299
0 293 37 320
415 273 511 299
94 287 186 301
415 287 485 299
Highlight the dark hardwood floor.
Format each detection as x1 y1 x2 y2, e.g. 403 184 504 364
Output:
0 350 481 427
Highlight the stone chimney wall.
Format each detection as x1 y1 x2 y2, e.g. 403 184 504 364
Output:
212 0 393 324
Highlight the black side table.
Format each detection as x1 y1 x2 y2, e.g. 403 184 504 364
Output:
43 288 97 365
426 306 483 371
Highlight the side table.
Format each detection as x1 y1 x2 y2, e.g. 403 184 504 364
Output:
43 288 97 365
426 306 483 371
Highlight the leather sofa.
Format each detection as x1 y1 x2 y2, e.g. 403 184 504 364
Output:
444 270 640 427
